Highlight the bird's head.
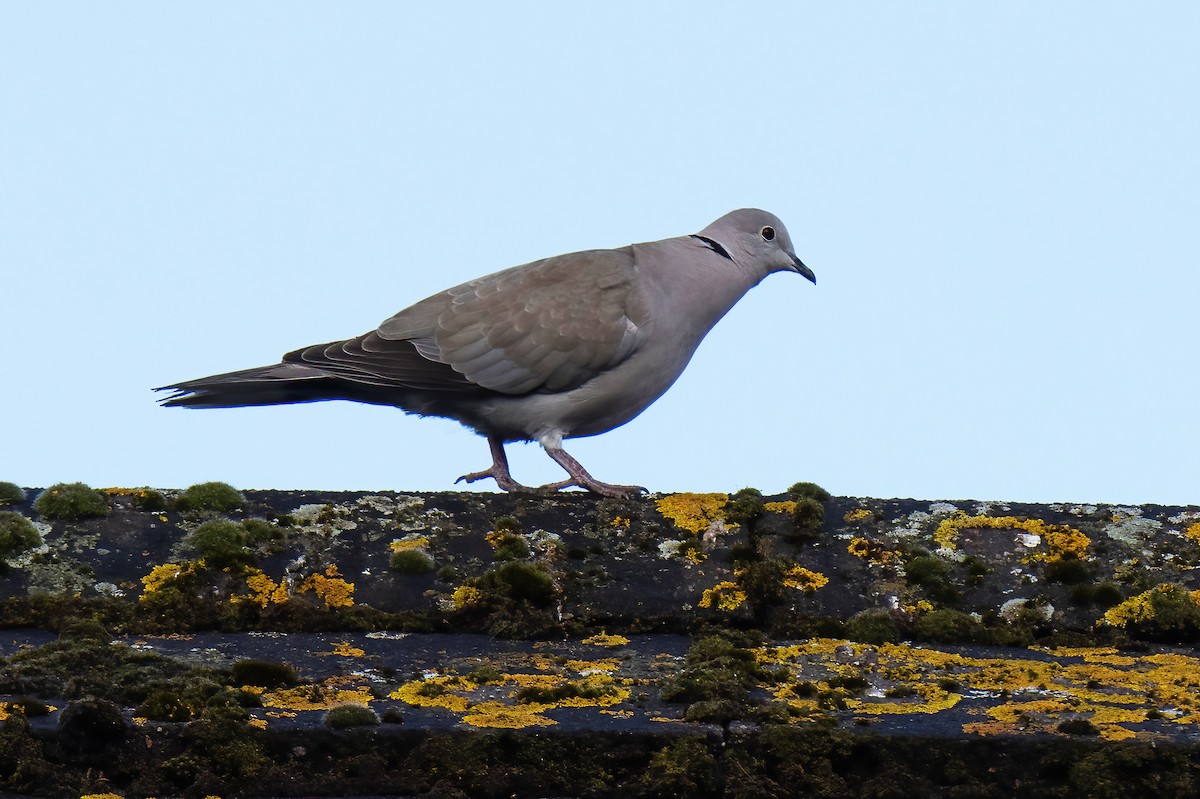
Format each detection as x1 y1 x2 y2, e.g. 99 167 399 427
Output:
694 208 816 284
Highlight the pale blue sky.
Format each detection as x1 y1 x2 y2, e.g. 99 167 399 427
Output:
3 3 1197 505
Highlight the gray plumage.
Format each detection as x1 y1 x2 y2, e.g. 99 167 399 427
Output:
157 209 816 497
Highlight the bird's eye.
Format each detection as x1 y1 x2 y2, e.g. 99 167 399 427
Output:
760 226 776 241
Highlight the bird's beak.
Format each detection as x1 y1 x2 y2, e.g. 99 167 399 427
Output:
789 254 816 284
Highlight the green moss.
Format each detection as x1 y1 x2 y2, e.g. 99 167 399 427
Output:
57 619 111 642
240 518 286 550
1045 556 1092 585
661 634 775 724
136 690 197 722
1058 718 1101 736
380 707 404 724
913 608 985 644
0 482 24 505
478 562 556 607
845 609 902 644
737 559 789 607
787 481 831 502
516 680 620 704
464 665 504 684
186 518 252 567
2 697 49 717
493 516 521 535
173 481 244 513
391 548 436 574
491 534 530 561
230 659 298 688
324 703 379 728
130 488 168 512
905 555 960 603
32 482 110 521
787 497 825 541
640 738 716 798
725 488 765 527
0 512 40 561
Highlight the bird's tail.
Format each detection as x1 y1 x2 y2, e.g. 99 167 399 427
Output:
156 363 342 408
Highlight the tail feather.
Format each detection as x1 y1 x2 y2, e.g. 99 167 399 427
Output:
156 363 343 408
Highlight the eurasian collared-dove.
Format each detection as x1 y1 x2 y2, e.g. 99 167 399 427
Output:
158 209 815 497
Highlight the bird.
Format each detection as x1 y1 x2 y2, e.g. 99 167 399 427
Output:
157 209 816 497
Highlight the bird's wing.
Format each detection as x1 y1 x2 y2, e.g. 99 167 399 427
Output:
378 247 648 394
282 248 647 396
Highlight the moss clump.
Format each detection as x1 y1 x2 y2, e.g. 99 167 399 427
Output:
239 518 286 550
33 482 110 521
478 562 556 607
913 609 985 644
1071 581 1124 608
0 482 24 505
493 516 521 535
230 659 298 689
661 634 775 722
491 534 530 561
516 680 620 704
0 512 40 561
724 488 765 527
904 555 960 603
390 549 436 574
136 690 198 722
464 665 504 684
3 697 50 717
324 703 379 728
1045 556 1092 585
1058 718 1101 736
845 609 902 644
185 519 252 567
788 497 825 541
173 481 243 513
57 619 112 643
639 737 716 798
787 481 831 503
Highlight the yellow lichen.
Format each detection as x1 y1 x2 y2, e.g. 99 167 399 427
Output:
321 641 366 658
757 637 1200 740
655 493 728 533
462 700 557 728
390 677 473 712
844 508 873 523
932 512 1090 560
698 580 747 611
451 584 483 609
231 567 283 608
296 566 355 608
783 566 829 593
389 535 430 553
140 563 185 595
847 537 899 565
261 682 375 712
583 631 630 647
247 717 268 730
390 665 630 730
1186 521 1200 545
1100 583 1200 628
763 500 797 514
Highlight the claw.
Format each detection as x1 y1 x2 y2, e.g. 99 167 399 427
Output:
542 443 647 498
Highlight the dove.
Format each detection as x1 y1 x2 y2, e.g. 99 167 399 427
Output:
157 209 815 497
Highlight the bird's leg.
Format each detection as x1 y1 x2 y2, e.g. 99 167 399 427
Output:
456 435 536 493
538 441 648 499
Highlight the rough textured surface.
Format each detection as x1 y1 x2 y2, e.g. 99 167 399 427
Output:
2 485 1200 796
